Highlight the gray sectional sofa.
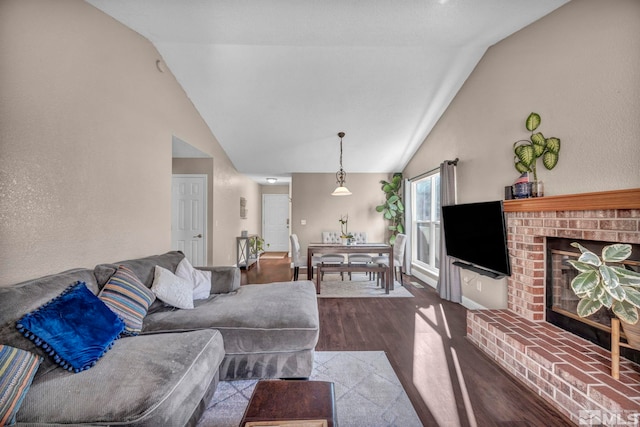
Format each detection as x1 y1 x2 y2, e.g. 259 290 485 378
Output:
0 251 320 426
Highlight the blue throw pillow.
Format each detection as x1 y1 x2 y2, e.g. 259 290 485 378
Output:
16 282 125 373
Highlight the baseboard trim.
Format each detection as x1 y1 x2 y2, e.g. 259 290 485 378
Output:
461 296 487 311
409 270 437 289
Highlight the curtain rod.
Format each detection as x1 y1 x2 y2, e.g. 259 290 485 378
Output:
408 158 459 182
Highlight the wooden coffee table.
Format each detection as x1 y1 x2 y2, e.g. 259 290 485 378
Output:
240 380 337 427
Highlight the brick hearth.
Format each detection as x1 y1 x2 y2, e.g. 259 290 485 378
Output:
466 189 640 425
468 310 640 424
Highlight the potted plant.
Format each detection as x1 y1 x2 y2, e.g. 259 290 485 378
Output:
338 215 354 245
249 236 269 258
567 242 640 348
375 173 404 245
512 112 561 196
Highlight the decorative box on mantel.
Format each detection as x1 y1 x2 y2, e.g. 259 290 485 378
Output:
467 188 640 425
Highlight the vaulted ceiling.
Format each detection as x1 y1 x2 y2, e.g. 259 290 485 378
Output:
86 0 568 184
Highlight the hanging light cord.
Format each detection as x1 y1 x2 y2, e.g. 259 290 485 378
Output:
336 132 346 185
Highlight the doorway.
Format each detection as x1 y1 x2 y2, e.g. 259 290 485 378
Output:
171 174 207 266
262 194 290 252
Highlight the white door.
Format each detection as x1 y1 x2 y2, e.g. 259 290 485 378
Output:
262 194 289 252
171 175 207 266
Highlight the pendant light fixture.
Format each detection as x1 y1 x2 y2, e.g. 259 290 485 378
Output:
331 132 352 196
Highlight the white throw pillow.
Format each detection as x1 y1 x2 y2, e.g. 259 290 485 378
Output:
175 258 212 300
151 266 194 309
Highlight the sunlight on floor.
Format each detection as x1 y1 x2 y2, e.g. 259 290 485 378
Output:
412 304 477 427
451 345 478 427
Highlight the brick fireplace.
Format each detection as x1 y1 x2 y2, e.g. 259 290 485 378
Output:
467 188 640 425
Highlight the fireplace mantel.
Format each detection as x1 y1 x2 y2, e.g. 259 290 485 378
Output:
504 188 640 212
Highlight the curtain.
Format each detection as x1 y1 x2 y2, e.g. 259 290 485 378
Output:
436 161 461 303
402 178 412 275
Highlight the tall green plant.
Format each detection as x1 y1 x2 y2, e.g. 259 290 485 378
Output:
375 173 404 245
513 112 561 182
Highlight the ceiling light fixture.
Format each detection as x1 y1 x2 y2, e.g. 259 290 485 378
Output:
331 132 352 196
266 177 278 184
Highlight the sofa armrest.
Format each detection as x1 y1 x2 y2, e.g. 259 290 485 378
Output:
196 266 241 294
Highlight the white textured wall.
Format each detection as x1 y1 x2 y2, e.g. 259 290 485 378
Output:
0 0 259 286
405 0 640 200
403 0 640 308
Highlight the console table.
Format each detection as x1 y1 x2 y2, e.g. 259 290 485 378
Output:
236 235 258 270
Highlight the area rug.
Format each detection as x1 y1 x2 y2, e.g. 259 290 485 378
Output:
196 351 421 427
298 274 414 298
259 251 288 259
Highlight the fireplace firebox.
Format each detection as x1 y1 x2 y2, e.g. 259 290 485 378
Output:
546 237 640 364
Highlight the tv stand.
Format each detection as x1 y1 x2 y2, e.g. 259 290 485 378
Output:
453 261 505 279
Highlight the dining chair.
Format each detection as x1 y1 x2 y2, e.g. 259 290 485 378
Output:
320 231 345 280
373 233 407 285
290 234 321 281
347 232 373 279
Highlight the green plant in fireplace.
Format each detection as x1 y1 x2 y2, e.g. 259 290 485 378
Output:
567 242 640 325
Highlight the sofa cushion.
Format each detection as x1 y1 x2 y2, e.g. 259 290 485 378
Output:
94 251 185 289
0 345 41 426
195 266 241 294
175 257 212 300
16 282 125 372
151 266 194 309
17 330 224 426
143 280 319 354
0 269 102 378
98 266 156 336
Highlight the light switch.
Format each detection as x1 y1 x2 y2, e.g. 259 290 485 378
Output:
301 219 307 225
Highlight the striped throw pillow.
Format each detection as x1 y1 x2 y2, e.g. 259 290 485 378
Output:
99 265 156 336
0 345 41 426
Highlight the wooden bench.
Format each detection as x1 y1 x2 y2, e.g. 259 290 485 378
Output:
316 263 389 294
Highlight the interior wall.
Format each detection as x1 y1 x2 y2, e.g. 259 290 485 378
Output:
0 0 260 285
261 184 290 195
291 173 391 258
403 0 640 309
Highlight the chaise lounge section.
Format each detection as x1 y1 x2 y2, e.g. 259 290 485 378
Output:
93 251 320 380
0 251 319 426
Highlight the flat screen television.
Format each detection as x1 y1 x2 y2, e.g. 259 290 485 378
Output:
441 200 511 279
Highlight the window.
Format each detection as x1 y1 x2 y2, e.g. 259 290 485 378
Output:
412 172 441 273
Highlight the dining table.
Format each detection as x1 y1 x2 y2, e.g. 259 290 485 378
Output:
306 243 394 291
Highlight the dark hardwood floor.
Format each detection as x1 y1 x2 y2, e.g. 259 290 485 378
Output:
243 255 574 426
